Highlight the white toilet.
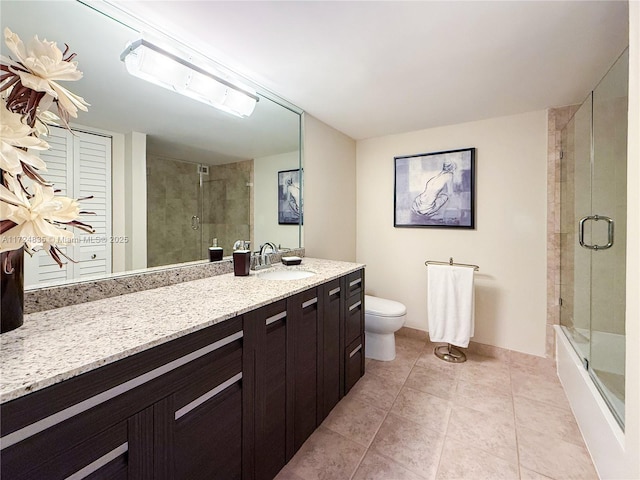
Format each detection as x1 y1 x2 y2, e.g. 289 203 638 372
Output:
364 295 407 361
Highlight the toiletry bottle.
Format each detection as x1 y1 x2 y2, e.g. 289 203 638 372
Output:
209 238 223 262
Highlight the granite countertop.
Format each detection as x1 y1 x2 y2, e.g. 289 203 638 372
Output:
0 258 364 403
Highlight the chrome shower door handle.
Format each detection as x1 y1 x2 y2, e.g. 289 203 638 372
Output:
191 215 200 230
579 215 614 250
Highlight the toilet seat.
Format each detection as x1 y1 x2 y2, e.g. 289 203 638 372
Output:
364 295 406 317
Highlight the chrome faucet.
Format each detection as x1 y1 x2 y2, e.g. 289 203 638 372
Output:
253 242 278 270
259 242 278 256
233 240 250 251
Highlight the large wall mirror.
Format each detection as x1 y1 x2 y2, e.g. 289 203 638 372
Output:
2 1 303 289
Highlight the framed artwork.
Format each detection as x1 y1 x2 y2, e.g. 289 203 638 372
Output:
394 148 475 228
278 169 303 225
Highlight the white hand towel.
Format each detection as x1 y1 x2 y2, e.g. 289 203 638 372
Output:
427 264 475 348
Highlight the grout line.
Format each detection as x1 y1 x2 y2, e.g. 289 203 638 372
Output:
510 361 524 480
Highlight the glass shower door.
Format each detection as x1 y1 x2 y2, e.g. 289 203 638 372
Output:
589 49 628 426
560 49 628 428
560 95 593 364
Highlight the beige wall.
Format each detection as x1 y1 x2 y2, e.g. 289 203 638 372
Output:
356 111 548 356
303 114 357 261
624 2 639 477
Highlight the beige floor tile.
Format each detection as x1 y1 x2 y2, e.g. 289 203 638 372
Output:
454 379 515 421
352 450 427 480
446 404 518 464
519 466 554 480
348 370 404 411
436 437 519 480
390 386 452 432
371 413 445 480
511 369 571 411
517 426 598 480
457 357 512 394
396 334 429 353
514 395 583 446
415 349 463 377
274 465 307 480
509 353 556 378
321 394 387 447
405 364 458 400
285 426 366 480
366 357 415 384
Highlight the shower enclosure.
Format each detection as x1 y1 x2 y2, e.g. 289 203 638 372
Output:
146 157 253 268
559 49 628 428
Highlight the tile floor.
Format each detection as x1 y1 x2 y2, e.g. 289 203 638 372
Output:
276 334 598 480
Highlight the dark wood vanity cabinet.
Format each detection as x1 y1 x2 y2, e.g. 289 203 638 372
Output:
0 317 245 480
0 269 365 480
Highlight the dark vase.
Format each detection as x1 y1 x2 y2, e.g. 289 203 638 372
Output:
1 248 24 333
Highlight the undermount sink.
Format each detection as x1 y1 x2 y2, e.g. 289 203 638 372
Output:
257 269 316 280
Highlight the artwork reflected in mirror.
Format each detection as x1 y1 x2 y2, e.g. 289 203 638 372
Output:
1 0 303 288
278 169 303 225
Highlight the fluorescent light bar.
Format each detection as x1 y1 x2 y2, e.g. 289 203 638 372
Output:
121 39 259 118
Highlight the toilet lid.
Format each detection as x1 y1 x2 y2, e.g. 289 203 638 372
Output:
364 295 407 317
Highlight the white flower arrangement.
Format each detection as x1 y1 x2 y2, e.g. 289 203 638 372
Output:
1 27 93 273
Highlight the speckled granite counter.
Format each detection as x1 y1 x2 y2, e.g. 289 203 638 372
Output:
0 258 364 403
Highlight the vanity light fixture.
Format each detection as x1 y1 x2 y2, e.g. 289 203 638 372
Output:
120 39 259 118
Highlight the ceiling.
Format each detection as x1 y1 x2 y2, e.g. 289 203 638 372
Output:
109 0 629 141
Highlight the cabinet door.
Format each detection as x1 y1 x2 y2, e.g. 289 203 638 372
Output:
345 337 364 394
319 278 344 421
251 300 289 480
155 337 244 480
288 288 320 454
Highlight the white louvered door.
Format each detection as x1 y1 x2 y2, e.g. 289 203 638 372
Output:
24 127 112 287
73 131 112 280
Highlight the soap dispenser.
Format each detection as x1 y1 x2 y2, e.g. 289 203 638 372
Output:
233 240 251 276
208 238 223 262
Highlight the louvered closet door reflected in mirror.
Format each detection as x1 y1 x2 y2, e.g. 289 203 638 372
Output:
24 126 112 287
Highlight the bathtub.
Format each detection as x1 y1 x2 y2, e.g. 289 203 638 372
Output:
555 326 626 479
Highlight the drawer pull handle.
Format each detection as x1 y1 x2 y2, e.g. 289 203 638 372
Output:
266 311 287 326
349 278 362 287
328 287 341 297
349 344 362 358
302 297 318 309
66 442 128 480
175 372 242 420
349 301 362 312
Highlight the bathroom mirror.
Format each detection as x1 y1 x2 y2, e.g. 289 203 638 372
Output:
1 0 303 288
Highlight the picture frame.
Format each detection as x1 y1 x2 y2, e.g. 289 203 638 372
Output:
278 169 303 225
394 148 475 228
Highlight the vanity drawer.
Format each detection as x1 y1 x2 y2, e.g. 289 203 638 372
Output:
345 295 364 346
346 270 364 297
344 337 364 394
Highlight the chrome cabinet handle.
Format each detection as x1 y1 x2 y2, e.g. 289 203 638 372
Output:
349 301 362 312
328 287 341 297
302 297 318 309
266 311 286 326
579 215 614 250
349 278 362 287
349 344 362 358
